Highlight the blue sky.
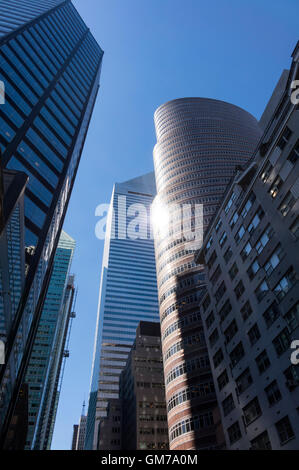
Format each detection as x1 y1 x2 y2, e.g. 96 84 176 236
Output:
51 0 299 450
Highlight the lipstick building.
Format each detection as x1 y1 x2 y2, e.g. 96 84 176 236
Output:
153 98 262 450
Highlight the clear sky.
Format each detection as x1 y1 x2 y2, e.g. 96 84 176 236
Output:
51 0 299 450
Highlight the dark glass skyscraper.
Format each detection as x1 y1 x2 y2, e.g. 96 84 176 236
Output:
0 0 103 447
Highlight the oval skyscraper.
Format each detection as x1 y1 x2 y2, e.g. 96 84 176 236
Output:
153 98 262 450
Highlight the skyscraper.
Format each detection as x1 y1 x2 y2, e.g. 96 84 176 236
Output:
0 0 103 446
195 46 299 450
85 173 160 450
71 424 79 450
24 231 75 450
152 98 262 450
75 403 87 451
35 273 76 450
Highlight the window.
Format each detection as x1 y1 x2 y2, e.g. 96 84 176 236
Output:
243 397 262 425
227 421 242 444
279 191 295 217
206 311 215 329
209 328 219 348
234 280 245 300
215 281 226 303
260 162 273 183
202 294 211 312
275 416 295 445
213 348 224 368
234 225 245 244
236 368 252 394
207 250 217 270
215 219 222 232
290 216 299 239
224 246 233 264
256 350 271 374
224 320 238 344
210 265 221 286
219 299 232 323
248 323 261 345
273 328 290 356
274 268 298 301
230 342 245 367
229 211 239 229
263 301 280 328
222 394 235 417
250 431 272 450
247 259 260 280
225 193 236 214
241 301 253 321
277 126 292 150
247 207 264 233
205 236 213 255
110 439 120 446
265 381 282 406
284 302 299 331
240 241 252 261
284 365 299 390
287 140 299 164
255 225 274 254
255 280 269 302
264 244 284 276
169 412 214 442
269 176 283 199
217 370 229 391
219 231 227 248
241 192 256 218
229 262 238 280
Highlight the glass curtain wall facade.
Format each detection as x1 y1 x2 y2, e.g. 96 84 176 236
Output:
85 173 160 450
0 0 103 446
0 169 27 348
34 272 76 450
153 98 262 450
24 231 75 449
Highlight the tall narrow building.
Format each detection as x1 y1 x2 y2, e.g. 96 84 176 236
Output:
35 273 76 450
0 0 103 446
152 98 262 450
76 403 87 451
85 173 160 450
24 231 75 450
